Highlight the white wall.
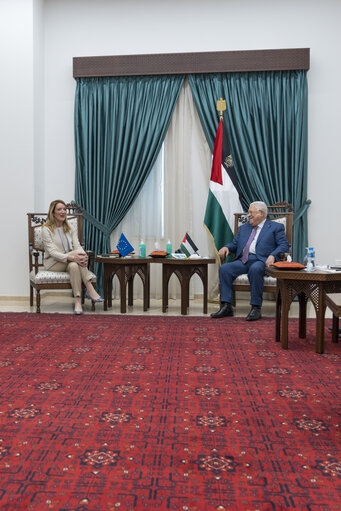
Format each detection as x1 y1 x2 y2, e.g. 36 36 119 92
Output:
1 0 341 296
0 0 35 296
33 0 45 207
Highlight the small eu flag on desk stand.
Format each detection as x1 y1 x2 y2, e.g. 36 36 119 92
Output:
116 233 134 257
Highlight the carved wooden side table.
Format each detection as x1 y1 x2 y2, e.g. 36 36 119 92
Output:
266 267 341 353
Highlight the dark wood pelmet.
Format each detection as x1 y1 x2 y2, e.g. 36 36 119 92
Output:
73 48 310 78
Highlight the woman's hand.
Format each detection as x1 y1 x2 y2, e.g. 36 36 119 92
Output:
68 252 88 267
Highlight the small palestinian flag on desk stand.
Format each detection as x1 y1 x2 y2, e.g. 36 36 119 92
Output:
204 97 243 263
116 233 134 257
180 233 199 257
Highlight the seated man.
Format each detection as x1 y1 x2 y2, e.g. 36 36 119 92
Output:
211 201 289 321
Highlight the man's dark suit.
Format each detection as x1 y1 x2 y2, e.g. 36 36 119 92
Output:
219 219 289 307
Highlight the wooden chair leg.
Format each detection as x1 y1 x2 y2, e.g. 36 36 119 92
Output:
30 285 33 306
36 290 41 313
332 315 339 343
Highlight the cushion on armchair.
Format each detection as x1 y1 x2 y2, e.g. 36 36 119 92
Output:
233 274 277 287
29 269 96 285
272 216 286 228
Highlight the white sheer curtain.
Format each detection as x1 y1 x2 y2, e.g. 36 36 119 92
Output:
164 78 218 299
110 148 164 299
111 78 219 301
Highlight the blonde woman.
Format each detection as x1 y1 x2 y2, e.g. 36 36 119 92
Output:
42 200 103 314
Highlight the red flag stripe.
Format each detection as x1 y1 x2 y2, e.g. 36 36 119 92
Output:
210 118 223 185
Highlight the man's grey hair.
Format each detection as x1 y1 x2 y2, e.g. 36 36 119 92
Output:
250 201 268 216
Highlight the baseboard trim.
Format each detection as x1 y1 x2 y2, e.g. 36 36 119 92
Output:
0 291 72 301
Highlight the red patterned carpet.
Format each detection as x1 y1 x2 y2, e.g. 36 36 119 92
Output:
0 313 340 510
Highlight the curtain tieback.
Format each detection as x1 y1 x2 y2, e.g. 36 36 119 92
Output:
81 208 112 237
293 199 311 225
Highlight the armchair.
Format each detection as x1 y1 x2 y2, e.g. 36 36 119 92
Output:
27 203 96 313
230 202 294 302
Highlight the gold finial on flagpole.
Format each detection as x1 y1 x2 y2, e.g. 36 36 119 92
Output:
216 97 226 119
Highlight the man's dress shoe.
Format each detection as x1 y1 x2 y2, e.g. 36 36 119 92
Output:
245 306 262 321
211 303 234 319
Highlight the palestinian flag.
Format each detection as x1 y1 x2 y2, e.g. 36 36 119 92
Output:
181 233 199 257
204 118 243 260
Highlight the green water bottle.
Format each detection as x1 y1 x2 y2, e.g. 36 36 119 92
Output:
166 240 172 258
139 240 146 258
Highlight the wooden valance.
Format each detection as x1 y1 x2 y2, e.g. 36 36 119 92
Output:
73 48 310 78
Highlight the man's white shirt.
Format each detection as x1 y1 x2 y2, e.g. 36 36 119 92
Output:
249 219 266 254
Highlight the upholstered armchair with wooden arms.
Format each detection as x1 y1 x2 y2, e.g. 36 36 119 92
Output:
221 202 294 304
27 203 97 313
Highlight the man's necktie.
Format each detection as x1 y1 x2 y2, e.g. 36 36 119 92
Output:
242 226 258 264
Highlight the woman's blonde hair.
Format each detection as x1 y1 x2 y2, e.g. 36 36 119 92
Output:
44 200 71 232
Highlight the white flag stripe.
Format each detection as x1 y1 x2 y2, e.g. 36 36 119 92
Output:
210 165 243 232
181 238 197 256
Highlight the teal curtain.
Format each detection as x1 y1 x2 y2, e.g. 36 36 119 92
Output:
188 71 309 263
74 74 184 292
